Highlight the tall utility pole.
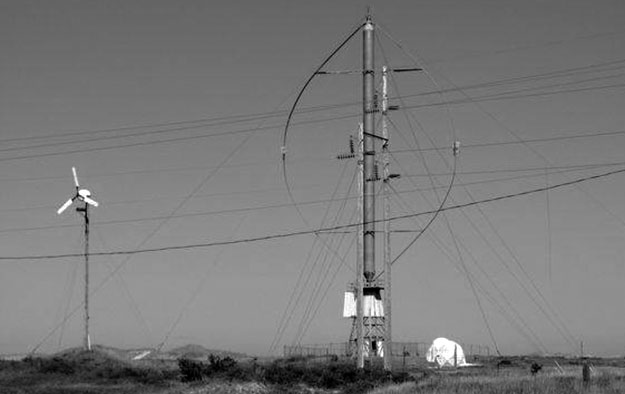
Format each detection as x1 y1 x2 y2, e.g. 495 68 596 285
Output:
359 13 387 369
348 13 392 370
345 14 421 371
76 203 91 351
381 66 392 371
362 14 376 282
356 125 365 369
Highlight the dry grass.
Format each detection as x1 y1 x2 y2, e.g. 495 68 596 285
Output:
369 366 625 394
368 381 418 394
4 351 625 394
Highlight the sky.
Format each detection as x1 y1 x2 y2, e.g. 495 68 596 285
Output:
1 0 625 357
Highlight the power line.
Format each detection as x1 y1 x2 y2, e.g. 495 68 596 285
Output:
401 161 625 178
402 81 625 112
427 29 625 65
390 129 625 154
3 55 623 154
26 75 334 353
28 102 272 354
2 161 614 234
0 158 618 218
2 166 623 261
1 72 622 163
0 101 358 145
386 176 548 353
0 113 359 163
401 59 625 100
3 125 623 186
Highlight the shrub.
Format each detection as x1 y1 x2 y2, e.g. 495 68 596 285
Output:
178 358 204 382
262 359 410 391
178 354 245 382
33 356 76 375
0 360 23 372
207 354 238 373
344 379 376 394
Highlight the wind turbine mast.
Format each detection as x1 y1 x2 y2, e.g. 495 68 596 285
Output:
57 167 98 351
76 202 91 351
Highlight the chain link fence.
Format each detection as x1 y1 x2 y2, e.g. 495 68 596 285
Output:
283 341 491 360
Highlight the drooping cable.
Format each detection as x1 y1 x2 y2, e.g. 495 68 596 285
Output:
1 166 623 263
374 31 459 271
278 20 365 291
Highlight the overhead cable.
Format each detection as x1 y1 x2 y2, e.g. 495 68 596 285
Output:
2 166 623 261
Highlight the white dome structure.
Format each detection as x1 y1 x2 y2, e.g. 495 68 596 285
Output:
426 337 467 367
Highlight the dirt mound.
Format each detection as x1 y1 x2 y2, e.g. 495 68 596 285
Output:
168 344 247 359
52 346 129 368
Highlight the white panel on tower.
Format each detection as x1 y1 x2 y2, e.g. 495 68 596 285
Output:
343 291 384 317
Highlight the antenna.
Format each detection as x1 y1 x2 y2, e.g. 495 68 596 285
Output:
57 166 99 351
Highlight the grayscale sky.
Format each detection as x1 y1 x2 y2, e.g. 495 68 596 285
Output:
1 0 625 357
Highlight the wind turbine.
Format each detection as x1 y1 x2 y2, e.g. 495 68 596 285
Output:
57 167 99 214
57 166 99 351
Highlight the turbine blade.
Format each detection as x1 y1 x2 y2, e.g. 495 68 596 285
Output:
57 198 74 214
72 167 79 188
83 196 99 207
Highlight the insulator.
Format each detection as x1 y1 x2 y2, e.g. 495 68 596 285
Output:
374 164 379 180
349 135 355 155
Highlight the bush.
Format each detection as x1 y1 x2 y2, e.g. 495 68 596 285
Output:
262 359 410 391
23 356 76 375
0 359 24 372
176 355 411 391
177 354 248 382
208 354 238 373
178 358 204 382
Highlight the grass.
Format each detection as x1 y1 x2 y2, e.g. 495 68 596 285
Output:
2 350 625 394
370 366 625 394
0 348 179 394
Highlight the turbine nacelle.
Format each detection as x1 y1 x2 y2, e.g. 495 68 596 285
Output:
78 189 94 199
57 167 99 214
